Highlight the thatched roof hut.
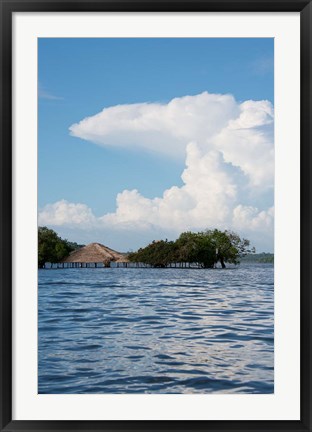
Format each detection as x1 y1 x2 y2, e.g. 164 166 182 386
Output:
62 242 128 266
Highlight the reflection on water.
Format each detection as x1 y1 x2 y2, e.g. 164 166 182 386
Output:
38 264 274 394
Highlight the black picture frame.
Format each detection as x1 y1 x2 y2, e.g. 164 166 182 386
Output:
1 1 311 431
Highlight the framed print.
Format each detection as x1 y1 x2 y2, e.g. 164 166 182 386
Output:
1 1 311 431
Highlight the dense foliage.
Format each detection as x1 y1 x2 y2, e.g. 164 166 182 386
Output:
38 227 83 268
128 229 255 268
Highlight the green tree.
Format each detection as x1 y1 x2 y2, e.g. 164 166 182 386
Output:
174 232 198 264
128 239 176 267
38 226 77 268
204 229 255 268
175 231 215 268
128 229 254 269
194 233 216 268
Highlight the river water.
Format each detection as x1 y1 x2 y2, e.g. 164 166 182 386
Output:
38 263 274 394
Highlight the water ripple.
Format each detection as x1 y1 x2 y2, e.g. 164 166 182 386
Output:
38 263 274 394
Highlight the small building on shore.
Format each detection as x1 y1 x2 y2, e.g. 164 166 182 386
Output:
61 242 128 268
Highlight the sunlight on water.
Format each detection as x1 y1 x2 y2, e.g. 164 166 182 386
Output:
38 263 274 394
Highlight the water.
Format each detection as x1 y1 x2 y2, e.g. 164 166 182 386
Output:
38 263 274 394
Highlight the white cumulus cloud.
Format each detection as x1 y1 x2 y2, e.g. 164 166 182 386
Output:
214 100 274 187
40 91 274 251
100 145 237 232
38 200 96 226
233 205 274 231
69 92 239 160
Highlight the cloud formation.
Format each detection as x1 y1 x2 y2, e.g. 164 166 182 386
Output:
40 92 274 250
39 200 96 226
70 92 239 159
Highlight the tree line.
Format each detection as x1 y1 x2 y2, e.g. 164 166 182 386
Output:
128 229 255 268
38 226 83 268
241 252 274 263
38 226 255 269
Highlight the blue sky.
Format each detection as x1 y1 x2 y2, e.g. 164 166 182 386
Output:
38 38 274 252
